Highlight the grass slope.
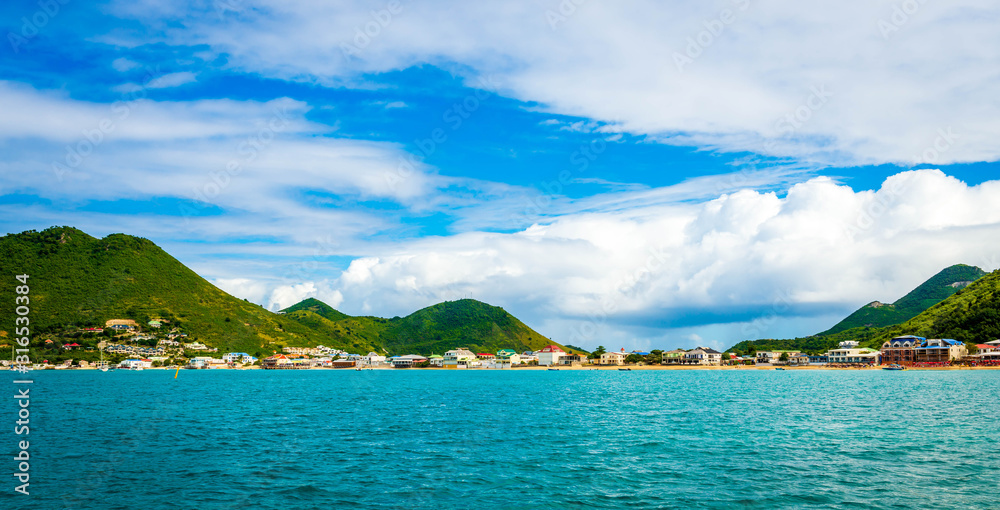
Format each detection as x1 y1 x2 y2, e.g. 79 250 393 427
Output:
820 264 987 335
729 269 1000 354
0 226 331 357
863 269 1000 347
282 298 567 356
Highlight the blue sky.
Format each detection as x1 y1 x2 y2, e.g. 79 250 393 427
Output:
2 1 1000 351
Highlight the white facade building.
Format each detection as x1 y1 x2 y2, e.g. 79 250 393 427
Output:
537 345 567 366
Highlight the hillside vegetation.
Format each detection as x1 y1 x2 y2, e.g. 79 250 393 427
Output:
281 298 565 356
728 265 993 354
0 226 562 360
0 227 333 358
820 264 986 335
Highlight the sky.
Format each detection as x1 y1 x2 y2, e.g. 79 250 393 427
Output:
2 0 1000 352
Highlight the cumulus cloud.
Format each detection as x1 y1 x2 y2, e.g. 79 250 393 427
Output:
280 170 1000 350
107 0 1000 165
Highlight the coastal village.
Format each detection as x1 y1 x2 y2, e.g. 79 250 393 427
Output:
7 317 1000 370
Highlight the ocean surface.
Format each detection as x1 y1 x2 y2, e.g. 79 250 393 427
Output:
2 368 999 509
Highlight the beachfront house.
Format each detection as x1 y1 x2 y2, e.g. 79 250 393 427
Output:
362 352 387 366
879 335 925 365
222 352 257 364
914 339 967 364
428 355 444 367
537 345 567 366
826 341 880 365
754 350 801 365
496 349 521 366
118 358 152 369
600 350 627 366
444 348 477 368
391 354 428 368
557 353 584 366
788 353 812 366
684 347 723 366
661 349 686 365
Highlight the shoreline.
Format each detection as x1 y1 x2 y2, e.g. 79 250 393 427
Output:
33 364 1000 372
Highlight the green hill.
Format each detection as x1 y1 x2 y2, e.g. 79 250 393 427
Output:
281 298 566 356
861 269 1000 348
820 264 986 335
282 297 351 322
0 226 563 362
0 226 334 359
728 264 990 354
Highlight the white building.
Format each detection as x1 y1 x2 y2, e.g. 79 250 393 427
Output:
362 352 387 365
222 352 258 364
537 345 567 366
685 347 723 365
600 350 627 365
826 340 880 365
391 354 428 368
443 348 477 368
118 358 152 369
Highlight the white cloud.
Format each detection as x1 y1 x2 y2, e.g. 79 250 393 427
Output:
145 71 197 89
111 57 142 72
278 170 1000 350
107 0 1000 165
0 81 324 142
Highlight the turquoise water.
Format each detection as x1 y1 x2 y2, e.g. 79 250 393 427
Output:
2 369 998 509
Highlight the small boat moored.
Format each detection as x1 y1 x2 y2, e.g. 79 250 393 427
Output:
882 364 906 371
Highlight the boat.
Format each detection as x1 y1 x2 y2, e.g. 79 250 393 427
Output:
775 367 786 371
618 368 632 371
547 368 560 371
99 347 109 372
882 364 905 371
